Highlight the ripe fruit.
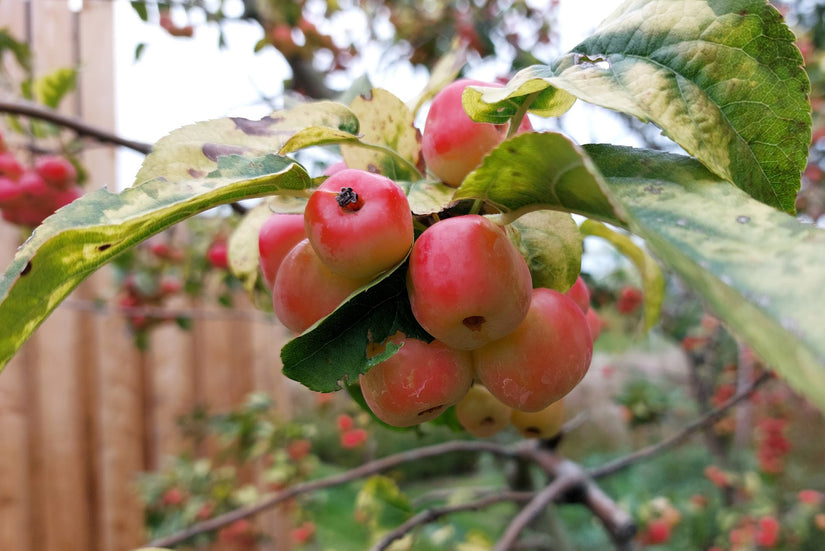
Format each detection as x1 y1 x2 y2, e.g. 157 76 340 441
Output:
455 384 512 438
304 169 413 279
206 238 229 269
406 214 532 350
258 212 306 289
272 239 371 333
566 276 590 313
510 399 565 439
359 334 474 427
421 79 533 187
35 155 77 190
585 308 603 341
616 285 643 314
473 288 593 412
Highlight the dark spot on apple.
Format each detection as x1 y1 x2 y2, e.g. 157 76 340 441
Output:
463 316 486 332
21 261 32 276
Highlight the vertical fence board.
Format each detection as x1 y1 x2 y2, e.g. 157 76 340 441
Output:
33 306 93 551
94 291 147 551
0 224 31 551
148 300 197 468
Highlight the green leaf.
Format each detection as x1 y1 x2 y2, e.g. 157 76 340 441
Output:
340 89 424 181
0 156 311 372
0 28 31 72
279 126 423 183
466 0 811 213
463 68 577 123
130 1 149 21
579 219 665 330
135 101 359 186
33 67 78 109
586 144 825 412
280 265 430 393
453 131 624 224
510 211 583 292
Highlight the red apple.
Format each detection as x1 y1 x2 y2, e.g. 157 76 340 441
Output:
359 334 474 427
272 239 372 333
473 288 593 412
422 79 533 187
258 212 306 289
406 214 533 350
304 169 413 279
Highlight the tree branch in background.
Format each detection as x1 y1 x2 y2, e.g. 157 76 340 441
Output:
145 438 632 549
0 99 152 154
590 370 773 479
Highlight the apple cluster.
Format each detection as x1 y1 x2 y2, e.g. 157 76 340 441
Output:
258 78 599 433
0 135 82 227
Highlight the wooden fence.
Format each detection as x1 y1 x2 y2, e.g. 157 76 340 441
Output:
0 2 294 550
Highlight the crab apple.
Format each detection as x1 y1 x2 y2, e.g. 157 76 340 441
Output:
258 212 306 289
359 334 474 427
616 285 643 314
35 155 77 190
406 214 532 350
272 239 372 333
0 176 20 207
473 287 593 412
510 399 565 439
0 152 24 180
304 169 413 279
585 308 603 341
421 78 533 187
566 276 590 313
455 384 512 438
206 238 229 269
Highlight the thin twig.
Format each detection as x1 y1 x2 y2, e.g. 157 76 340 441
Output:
492 466 582 551
0 99 152 154
589 370 772 479
371 491 535 551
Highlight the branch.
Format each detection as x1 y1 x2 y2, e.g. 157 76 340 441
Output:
370 491 535 551
492 464 582 551
144 439 520 548
0 99 152 154
589 370 773 479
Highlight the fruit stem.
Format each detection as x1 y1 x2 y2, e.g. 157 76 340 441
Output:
507 91 540 139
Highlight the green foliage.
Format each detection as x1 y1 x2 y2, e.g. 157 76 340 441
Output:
0 0 821 417
464 0 811 214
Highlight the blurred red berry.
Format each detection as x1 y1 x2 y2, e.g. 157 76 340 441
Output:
35 155 77 189
0 152 24 180
290 520 316 545
616 285 643 314
638 518 671 545
161 487 185 506
799 489 823 505
207 239 229 269
755 516 780 548
337 414 354 432
340 428 367 448
287 439 312 462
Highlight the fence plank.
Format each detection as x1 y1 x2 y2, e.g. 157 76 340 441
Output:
147 300 197 468
94 285 148 551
